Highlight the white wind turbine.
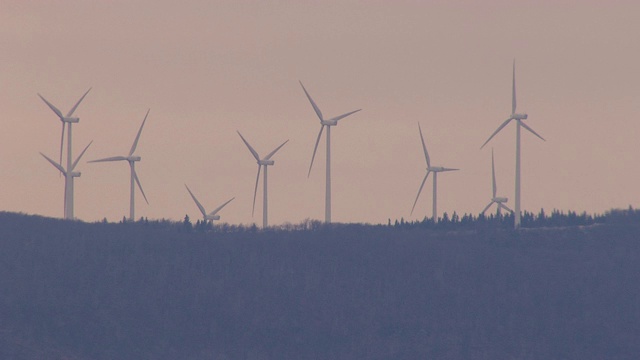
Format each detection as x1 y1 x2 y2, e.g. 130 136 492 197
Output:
237 131 288 228
481 149 513 216
185 185 234 223
411 123 459 223
481 60 545 228
300 81 361 223
38 88 92 171
89 109 150 221
40 141 93 220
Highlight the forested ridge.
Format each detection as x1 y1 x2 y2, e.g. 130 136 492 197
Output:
1 210 640 359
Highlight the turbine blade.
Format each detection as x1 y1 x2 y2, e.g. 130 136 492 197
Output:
133 168 149 204
500 203 514 213
59 122 65 175
88 156 127 163
40 152 66 174
482 201 494 215
410 171 430 215
264 139 289 160
418 123 431 168
519 121 545 142
512 59 516 114
481 118 512 149
237 131 260 161
329 109 361 122
210 197 235 216
308 125 324 177
299 81 323 121
491 148 497 198
129 109 149 156
38 94 64 119
252 165 261 217
71 141 93 170
63 177 68 216
185 184 207 217
66 87 92 117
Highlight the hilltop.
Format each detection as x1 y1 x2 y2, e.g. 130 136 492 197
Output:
0 211 639 359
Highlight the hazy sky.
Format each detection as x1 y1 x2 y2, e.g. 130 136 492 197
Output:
1 1 639 225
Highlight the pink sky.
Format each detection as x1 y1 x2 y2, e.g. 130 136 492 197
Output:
1 1 639 225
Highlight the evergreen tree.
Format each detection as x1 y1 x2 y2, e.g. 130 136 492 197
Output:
182 214 193 232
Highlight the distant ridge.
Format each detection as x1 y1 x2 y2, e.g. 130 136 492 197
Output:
1 210 639 359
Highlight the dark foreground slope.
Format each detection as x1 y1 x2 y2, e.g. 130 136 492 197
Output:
0 212 639 359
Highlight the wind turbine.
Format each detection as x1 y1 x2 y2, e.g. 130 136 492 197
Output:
185 185 234 223
410 123 459 223
89 109 150 222
300 81 361 223
38 88 92 171
481 60 544 228
237 131 288 228
481 149 513 216
40 141 93 219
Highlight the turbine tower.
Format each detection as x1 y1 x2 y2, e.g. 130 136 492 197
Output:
481 60 545 228
185 185 234 224
481 149 513 216
38 88 92 220
40 142 93 219
300 81 361 223
411 123 459 223
89 109 150 221
237 131 288 228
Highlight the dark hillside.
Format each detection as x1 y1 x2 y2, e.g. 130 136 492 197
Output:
0 212 639 359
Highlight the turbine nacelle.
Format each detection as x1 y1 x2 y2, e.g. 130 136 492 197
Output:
511 113 528 120
428 166 458 173
493 197 508 203
64 117 80 123
71 171 81 178
206 215 221 221
321 119 338 126
258 159 275 166
127 155 142 162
